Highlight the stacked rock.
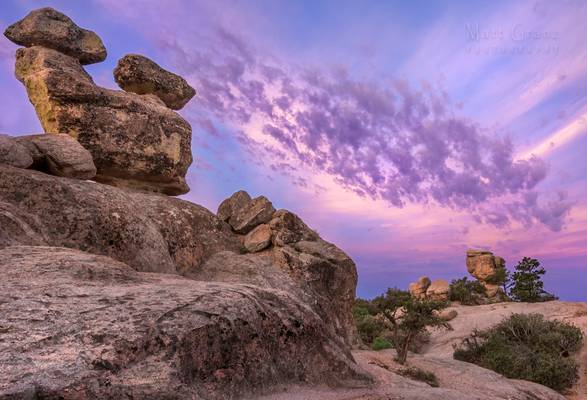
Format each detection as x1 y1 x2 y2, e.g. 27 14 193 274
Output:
4 7 196 195
408 276 450 302
466 249 507 300
217 190 319 253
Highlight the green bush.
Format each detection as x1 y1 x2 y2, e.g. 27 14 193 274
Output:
453 313 583 392
397 367 439 387
353 300 386 345
371 336 393 351
449 277 486 305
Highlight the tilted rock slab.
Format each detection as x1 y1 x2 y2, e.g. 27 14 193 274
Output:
4 7 106 65
0 246 369 399
12 45 193 195
114 54 196 110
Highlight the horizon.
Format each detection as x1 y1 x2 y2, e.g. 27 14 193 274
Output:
1 0 586 300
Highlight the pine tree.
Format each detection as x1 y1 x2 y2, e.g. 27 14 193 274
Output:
509 257 556 302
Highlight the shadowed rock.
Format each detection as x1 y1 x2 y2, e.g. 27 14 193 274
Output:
3 7 106 65
16 133 96 179
13 46 193 195
114 54 196 110
219 191 276 234
244 223 272 252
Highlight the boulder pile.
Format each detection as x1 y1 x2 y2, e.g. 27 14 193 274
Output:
0 7 368 399
5 7 195 195
408 276 450 302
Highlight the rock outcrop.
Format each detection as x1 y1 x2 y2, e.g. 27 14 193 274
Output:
114 54 196 110
408 276 449 302
218 191 276 234
466 249 507 301
0 246 368 399
408 276 431 300
3 7 106 64
5 10 194 195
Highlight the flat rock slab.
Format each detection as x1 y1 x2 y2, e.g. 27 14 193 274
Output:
0 246 369 399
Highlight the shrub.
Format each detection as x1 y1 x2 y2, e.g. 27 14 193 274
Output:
371 336 393 351
453 313 583 392
509 257 556 302
397 367 439 387
449 277 486 305
353 300 386 345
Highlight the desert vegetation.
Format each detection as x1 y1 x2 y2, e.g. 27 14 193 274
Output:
354 288 451 364
453 313 583 392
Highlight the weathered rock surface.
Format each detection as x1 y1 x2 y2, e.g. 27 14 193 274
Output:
11 45 193 195
244 223 272 253
0 134 33 168
3 7 106 65
426 279 450 301
0 166 359 347
16 133 96 179
0 246 369 399
269 209 319 246
114 54 196 110
408 276 431 300
0 165 239 274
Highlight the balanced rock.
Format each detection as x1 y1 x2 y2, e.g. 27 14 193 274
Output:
426 279 450 301
4 7 106 65
218 191 276 234
408 276 431 300
114 54 196 110
0 134 33 168
244 223 272 252
16 133 96 179
466 250 504 282
12 45 193 195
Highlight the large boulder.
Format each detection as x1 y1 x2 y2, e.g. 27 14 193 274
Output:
16 133 96 179
269 209 319 246
11 45 193 195
114 54 196 110
466 249 507 301
0 134 33 168
3 7 106 65
0 246 369 399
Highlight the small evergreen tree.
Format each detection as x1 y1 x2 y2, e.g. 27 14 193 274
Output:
509 257 556 302
370 288 451 364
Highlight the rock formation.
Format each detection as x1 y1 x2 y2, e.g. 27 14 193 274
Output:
0 7 367 398
408 276 449 302
466 249 507 301
4 7 194 195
